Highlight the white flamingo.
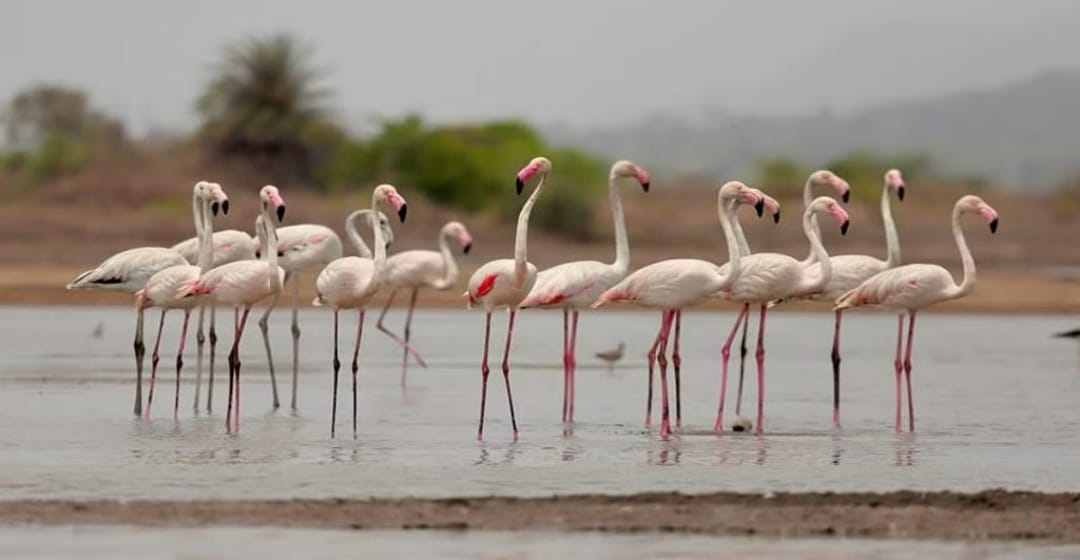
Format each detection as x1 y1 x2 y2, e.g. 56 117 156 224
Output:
712 196 851 434
834 194 998 432
67 188 205 415
184 186 287 432
464 156 550 441
518 160 650 425
376 220 473 389
251 209 395 411
769 169 906 427
312 185 408 438
171 229 255 413
138 181 230 419
590 181 765 438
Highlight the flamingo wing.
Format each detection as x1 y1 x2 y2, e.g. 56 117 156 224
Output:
68 247 187 292
834 264 954 311
521 260 617 308
596 259 723 309
384 250 444 289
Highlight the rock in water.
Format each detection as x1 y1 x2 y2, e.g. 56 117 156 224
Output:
731 416 753 433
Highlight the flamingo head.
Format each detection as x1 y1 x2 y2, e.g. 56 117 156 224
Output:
749 188 782 224
260 185 286 223
960 195 999 234
444 221 473 254
885 169 905 201
611 160 650 192
720 181 765 217
809 196 850 235
374 184 408 222
515 156 552 195
194 181 230 216
811 170 851 204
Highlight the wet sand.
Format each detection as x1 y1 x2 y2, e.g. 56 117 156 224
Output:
3 491 1079 542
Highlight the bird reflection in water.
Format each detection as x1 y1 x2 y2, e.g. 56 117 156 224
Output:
894 434 917 467
646 439 682 466
474 443 522 466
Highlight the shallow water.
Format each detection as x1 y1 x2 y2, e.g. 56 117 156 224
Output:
2 526 1078 560
2 305 1080 500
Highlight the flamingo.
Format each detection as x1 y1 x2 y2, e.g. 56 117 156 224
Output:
251 209 396 412
312 185 408 438
712 196 851 434
376 220 473 389
137 181 230 419
518 160 650 425
590 181 767 438
768 169 906 427
833 194 998 432
67 191 200 415
184 185 287 432
171 229 255 413
464 156 550 441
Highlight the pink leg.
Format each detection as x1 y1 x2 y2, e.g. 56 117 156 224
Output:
477 312 492 441
501 310 520 440
831 309 843 428
173 309 192 422
715 304 749 432
145 310 166 419
644 313 666 428
351 309 365 438
561 309 569 423
754 304 767 434
893 314 904 433
400 289 420 388
655 310 677 439
330 309 340 438
374 289 427 369
672 310 682 428
904 311 917 432
568 310 579 423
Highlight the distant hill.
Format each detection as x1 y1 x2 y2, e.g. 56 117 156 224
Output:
547 69 1080 190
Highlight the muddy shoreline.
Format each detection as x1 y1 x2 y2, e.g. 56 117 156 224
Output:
2 490 1079 542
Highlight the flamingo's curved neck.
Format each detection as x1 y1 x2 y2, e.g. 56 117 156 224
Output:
947 202 977 299
802 176 823 265
513 172 546 290
609 171 630 274
370 191 388 286
714 190 743 291
435 226 459 290
727 198 752 258
345 210 374 258
801 206 832 293
192 190 211 273
261 206 282 294
881 181 901 268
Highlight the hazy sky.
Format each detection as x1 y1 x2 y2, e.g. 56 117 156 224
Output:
4 0 1080 134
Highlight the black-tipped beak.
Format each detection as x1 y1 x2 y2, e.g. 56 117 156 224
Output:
276 205 286 222
842 190 850 204
385 241 392 250
840 220 850 235
754 199 764 217
772 210 781 224
989 218 998 234
896 186 905 202
211 201 220 216
222 200 230 215
397 204 408 222
641 181 650 193
515 177 525 195
463 243 472 255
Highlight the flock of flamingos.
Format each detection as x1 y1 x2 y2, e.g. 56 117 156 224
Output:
65 156 1000 440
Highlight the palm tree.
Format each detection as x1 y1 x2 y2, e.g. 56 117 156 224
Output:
197 33 336 180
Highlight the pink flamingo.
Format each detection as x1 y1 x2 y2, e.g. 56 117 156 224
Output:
185 185 287 432
67 200 199 416
376 220 473 389
518 160 650 425
252 210 396 411
713 196 851 434
138 181 230 419
312 185 408 438
590 181 767 438
768 169 906 427
834 194 998 432
464 156 550 441
171 229 255 413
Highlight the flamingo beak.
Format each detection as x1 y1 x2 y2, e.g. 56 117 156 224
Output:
276 204 286 222
772 209 781 224
211 201 220 216
842 190 850 204
754 198 765 217
840 220 850 235
222 199 230 215
515 176 525 195
397 204 408 222
463 243 472 254
989 218 998 234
